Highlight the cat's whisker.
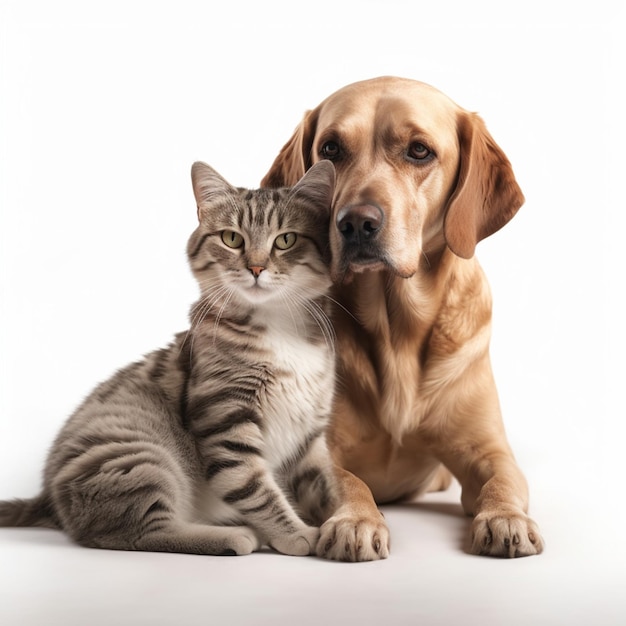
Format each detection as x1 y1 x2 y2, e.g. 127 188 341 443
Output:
195 285 230 319
276 284 307 339
186 289 222 336
321 294 359 323
181 283 232 359
290 289 336 354
211 287 236 344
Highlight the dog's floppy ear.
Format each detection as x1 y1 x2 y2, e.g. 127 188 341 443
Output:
444 112 524 259
261 109 319 188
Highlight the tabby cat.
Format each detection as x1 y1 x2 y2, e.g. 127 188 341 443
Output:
0 160 340 557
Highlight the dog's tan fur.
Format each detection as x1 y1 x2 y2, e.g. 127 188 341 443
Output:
262 76 543 560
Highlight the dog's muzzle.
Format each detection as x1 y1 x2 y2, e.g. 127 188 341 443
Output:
336 204 387 269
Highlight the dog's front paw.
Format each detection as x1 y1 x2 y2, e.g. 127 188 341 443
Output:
470 511 544 557
317 512 390 562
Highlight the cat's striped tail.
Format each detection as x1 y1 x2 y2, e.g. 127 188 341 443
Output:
0 494 59 528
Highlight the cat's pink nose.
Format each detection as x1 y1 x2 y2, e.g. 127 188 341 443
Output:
249 266 265 277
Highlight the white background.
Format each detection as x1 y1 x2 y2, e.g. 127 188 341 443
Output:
1 1 624 625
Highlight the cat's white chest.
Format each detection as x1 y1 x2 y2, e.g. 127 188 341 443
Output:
259 326 333 469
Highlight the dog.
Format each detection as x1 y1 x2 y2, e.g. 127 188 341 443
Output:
261 76 543 560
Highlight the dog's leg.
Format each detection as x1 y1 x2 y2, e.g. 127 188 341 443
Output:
316 465 390 561
434 419 544 557
463 452 543 558
421 344 544 558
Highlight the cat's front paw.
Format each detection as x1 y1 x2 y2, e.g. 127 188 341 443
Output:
317 512 390 562
268 526 320 556
225 527 262 556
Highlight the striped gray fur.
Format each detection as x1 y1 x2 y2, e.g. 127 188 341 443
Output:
0 161 340 557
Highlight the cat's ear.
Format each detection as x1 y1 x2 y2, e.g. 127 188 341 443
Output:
292 161 335 215
191 162 235 219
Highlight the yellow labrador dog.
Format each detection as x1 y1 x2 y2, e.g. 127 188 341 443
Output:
262 76 543 560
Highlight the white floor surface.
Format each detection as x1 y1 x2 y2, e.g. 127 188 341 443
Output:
2 477 625 626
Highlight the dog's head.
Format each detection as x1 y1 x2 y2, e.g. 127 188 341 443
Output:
261 76 524 281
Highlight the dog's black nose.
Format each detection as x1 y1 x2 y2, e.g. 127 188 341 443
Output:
337 204 384 243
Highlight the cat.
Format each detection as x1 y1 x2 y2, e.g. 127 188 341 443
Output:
0 159 340 557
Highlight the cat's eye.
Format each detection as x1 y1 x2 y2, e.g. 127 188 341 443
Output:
274 233 297 250
221 230 244 249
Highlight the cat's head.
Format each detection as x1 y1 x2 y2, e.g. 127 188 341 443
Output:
188 161 335 308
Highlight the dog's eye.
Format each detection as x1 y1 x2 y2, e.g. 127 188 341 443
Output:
320 141 341 161
408 142 432 161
